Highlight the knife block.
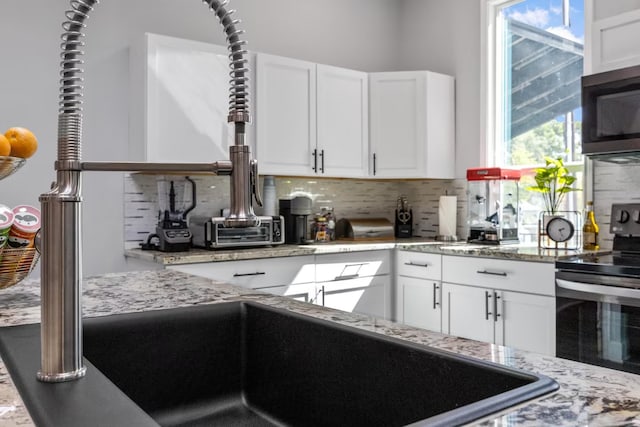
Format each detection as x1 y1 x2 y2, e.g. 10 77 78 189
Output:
395 209 413 238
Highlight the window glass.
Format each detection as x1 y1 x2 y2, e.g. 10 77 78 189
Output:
491 0 585 242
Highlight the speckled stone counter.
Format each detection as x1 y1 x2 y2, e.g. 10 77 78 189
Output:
2 270 640 426
126 239 604 265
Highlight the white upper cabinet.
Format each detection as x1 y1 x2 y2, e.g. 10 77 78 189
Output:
369 71 455 179
256 54 369 177
256 53 317 176
129 33 255 163
316 65 369 177
590 8 640 73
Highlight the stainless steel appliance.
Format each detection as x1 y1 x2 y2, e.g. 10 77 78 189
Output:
280 197 313 244
555 203 640 374
152 176 195 252
335 218 395 241
190 215 284 249
582 64 640 161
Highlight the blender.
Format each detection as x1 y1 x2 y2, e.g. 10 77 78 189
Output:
144 176 196 252
467 168 520 244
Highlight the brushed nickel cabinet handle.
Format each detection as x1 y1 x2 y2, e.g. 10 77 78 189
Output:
373 153 377 175
405 262 430 268
494 292 501 322
477 270 507 277
312 149 318 172
485 291 492 320
233 272 266 277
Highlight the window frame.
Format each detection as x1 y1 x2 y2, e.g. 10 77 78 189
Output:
480 0 594 204
481 0 590 165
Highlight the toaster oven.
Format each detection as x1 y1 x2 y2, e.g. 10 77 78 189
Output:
190 215 284 249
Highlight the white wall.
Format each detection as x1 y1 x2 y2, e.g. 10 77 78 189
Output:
398 0 482 178
0 0 402 276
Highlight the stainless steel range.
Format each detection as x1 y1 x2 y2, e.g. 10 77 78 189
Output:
555 203 640 374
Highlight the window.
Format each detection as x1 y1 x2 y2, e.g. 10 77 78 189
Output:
483 0 585 241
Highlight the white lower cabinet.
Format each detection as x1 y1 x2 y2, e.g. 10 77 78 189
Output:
441 283 555 356
441 283 498 344
319 275 389 320
496 290 556 354
168 251 391 320
396 276 441 332
314 251 392 320
166 255 315 289
395 251 443 332
441 255 556 356
258 283 316 304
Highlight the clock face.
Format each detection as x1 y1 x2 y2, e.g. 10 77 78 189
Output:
545 217 575 243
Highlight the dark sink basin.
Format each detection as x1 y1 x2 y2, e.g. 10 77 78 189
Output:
0 301 557 427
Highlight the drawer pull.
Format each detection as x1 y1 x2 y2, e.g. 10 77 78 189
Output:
404 262 430 268
233 272 266 277
477 270 507 277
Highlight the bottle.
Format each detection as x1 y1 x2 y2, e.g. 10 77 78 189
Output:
262 176 277 217
583 201 600 250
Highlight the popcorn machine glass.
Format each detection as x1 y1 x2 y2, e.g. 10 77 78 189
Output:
467 168 520 244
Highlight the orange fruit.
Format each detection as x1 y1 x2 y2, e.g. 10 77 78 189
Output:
0 134 10 156
5 127 38 159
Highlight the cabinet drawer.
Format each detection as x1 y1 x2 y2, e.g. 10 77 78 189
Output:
314 250 391 282
396 251 442 280
442 256 555 296
320 275 390 319
167 255 315 289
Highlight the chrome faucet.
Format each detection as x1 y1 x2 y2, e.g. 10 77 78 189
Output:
37 0 260 382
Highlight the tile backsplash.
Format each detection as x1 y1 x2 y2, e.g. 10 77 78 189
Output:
123 161 640 251
124 174 468 249
593 160 640 250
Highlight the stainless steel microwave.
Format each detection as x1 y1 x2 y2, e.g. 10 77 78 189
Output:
582 64 640 158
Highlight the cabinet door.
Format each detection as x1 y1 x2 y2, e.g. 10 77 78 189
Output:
319 275 389 320
256 53 316 176
259 283 317 304
441 282 494 343
369 72 426 178
591 9 640 73
130 33 242 163
369 71 455 179
495 290 556 356
396 276 441 332
316 64 369 178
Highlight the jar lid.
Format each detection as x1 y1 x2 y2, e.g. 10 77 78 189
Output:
11 205 41 233
0 204 13 230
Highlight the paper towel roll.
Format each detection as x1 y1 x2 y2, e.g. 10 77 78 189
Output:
438 196 457 238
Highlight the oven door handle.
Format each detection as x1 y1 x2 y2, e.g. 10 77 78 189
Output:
556 278 640 300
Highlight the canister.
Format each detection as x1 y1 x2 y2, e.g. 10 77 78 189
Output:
0 204 13 250
8 205 41 248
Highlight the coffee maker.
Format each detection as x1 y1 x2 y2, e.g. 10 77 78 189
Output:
280 196 313 244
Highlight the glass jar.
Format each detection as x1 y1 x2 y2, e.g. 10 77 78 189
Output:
313 215 329 243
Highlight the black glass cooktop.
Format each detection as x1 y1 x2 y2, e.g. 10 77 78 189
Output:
556 253 640 278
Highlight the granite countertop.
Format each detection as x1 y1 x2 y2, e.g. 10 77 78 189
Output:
2 270 640 426
125 239 605 265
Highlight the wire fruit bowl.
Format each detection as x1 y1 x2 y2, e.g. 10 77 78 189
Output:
0 247 40 290
0 156 27 180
